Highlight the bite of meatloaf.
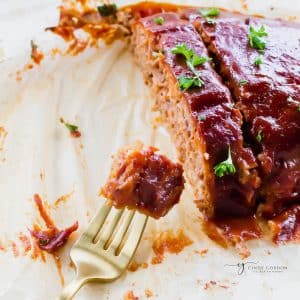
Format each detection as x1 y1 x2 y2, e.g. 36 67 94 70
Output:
101 143 184 219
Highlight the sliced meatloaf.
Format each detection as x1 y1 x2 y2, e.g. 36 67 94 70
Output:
192 11 300 219
130 12 260 218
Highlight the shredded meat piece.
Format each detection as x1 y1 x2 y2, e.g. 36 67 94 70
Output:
29 194 78 253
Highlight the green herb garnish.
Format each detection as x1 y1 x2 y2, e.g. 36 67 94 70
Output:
97 3 117 17
199 8 220 25
178 76 204 90
65 123 78 133
199 7 220 17
239 79 248 86
256 130 262 143
154 16 164 25
254 55 263 67
171 43 211 90
214 147 236 177
249 25 268 51
297 106 300 112
198 114 206 121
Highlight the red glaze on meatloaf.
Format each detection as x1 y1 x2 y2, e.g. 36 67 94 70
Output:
192 11 300 219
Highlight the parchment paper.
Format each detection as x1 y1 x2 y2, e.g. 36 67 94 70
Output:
0 1 299 299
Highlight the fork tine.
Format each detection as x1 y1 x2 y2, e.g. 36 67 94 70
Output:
95 207 124 247
118 214 148 258
79 204 111 242
107 210 135 251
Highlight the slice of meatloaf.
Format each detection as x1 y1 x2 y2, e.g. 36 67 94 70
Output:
101 143 184 219
131 12 260 218
192 11 300 219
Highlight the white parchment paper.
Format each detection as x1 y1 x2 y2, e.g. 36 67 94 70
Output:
0 1 299 299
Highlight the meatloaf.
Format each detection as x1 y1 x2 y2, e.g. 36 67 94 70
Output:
191 11 300 220
49 1 300 243
130 11 260 218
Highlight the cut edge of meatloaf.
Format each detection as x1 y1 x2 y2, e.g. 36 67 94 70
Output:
130 12 260 218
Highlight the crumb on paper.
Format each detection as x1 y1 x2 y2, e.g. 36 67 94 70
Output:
194 248 208 257
18 232 32 255
145 288 153 298
0 127 8 151
128 261 148 272
151 229 193 265
50 47 63 58
204 280 217 290
123 290 139 300
240 0 248 11
9 241 20 257
54 191 74 208
0 240 6 251
30 40 44 65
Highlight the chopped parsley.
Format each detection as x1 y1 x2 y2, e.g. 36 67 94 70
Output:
239 79 248 86
199 7 220 17
248 25 268 51
171 43 211 90
60 117 81 138
297 106 300 112
198 114 206 121
214 147 236 177
97 3 117 17
65 123 78 133
154 16 164 25
178 76 204 90
254 55 263 67
256 130 262 143
199 8 220 24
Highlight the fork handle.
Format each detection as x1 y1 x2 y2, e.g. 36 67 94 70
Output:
57 277 87 300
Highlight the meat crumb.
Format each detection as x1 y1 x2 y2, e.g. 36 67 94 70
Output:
29 194 78 253
145 288 153 298
123 290 139 300
151 229 193 264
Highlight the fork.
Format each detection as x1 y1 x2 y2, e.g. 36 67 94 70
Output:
58 204 148 300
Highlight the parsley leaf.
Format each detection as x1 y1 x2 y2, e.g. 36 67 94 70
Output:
239 79 248 86
254 55 263 67
191 54 212 66
199 8 220 25
256 130 262 143
297 106 300 112
249 25 268 51
199 8 220 17
214 147 236 177
198 114 206 121
171 43 210 90
178 76 204 90
65 123 78 133
154 16 164 25
171 43 194 61
97 4 117 17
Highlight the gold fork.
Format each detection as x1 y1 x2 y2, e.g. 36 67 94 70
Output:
58 204 148 300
